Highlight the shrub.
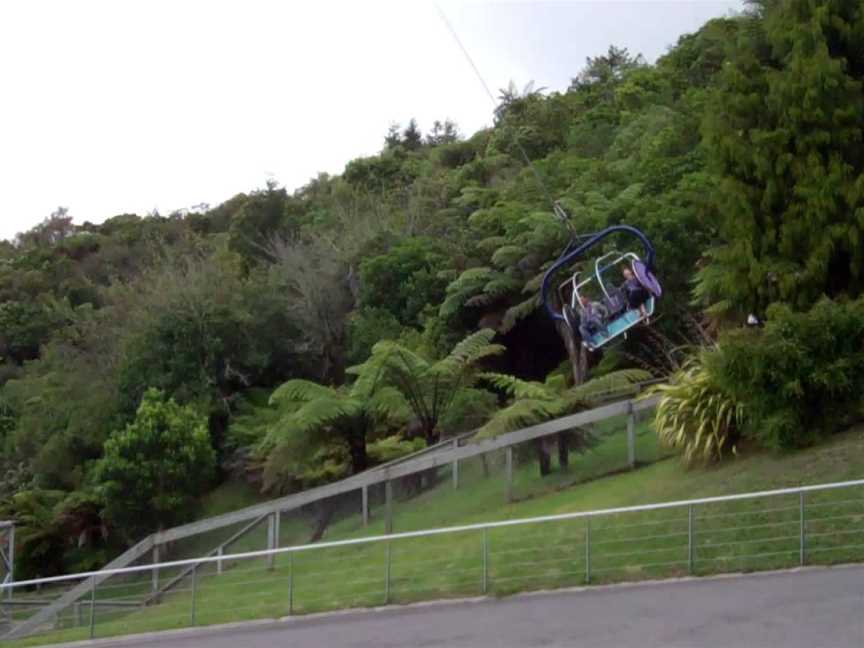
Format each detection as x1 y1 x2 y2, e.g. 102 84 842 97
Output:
713 298 864 450
94 389 215 539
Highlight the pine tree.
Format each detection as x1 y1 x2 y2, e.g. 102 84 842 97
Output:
696 0 864 317
402 118 423 151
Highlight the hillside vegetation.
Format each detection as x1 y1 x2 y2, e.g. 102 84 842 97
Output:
2 0 864 581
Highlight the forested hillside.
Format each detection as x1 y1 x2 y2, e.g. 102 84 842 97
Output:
3 0 864 578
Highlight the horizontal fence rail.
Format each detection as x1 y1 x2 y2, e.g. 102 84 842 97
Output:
4 477 864 643
4 389 661 640
5 477 864 589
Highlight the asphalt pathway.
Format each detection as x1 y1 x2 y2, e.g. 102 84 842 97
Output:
75 566 864 648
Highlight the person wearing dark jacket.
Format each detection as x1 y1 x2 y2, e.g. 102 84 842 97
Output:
578 295 609 348
621 266 649 320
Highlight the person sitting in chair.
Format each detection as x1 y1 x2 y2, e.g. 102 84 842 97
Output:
621 266 649 321
577 295 609 349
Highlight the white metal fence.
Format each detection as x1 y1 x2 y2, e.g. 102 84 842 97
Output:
4 478 864 643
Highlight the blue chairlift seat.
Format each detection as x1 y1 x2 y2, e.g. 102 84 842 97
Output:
584 296 654 349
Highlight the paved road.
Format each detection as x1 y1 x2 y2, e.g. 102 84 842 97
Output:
83 567 864 648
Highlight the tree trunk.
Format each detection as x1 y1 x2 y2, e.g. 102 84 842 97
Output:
557 432 570 471
535 438 552 476
346 428 368 475
555 320 587 472
308 500 335 543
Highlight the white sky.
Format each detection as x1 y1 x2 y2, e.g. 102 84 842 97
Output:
0 0 742 241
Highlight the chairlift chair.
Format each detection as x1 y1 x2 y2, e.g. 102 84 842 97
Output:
542 225 662 351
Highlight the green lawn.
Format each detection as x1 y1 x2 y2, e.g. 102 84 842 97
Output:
11 422 864 646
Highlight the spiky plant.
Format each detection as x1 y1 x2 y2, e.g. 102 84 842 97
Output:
652 355 744 466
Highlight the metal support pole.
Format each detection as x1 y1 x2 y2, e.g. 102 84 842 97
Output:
384 543 392 604
452 438 460 490
88 577 97 639
287 553 294 615
626 406 636 469
585 517 591 584
799 492 806 566
267 512 277 570
151 545 160 594
190 565 197 625
385 481 393 534
0 523 15 621
217 547 223 575
688 504 694 575
362 485 369 527
7 524 14 608
74 602 82 627
505 447 514 503
481 529 488 594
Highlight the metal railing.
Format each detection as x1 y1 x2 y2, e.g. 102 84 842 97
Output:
4 477 864 643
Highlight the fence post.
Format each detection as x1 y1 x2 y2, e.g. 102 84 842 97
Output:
287 553 294 615
481 528 489 594
151 544 160 594
799 491 805 566
88 576 96 639
385 481 394 534
452 439 460 489
267 512 278 570
585 517 591 584
626 404 636 469
505 447 514 503
7 524 14 610
74 602 82 627
384 542 392 604
688 504 694 575
190 565 197 625
362 485 369 527
217 547 223 575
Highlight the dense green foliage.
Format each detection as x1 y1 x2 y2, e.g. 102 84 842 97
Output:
2 1 862 575
713 298 864 449
696 0 864 316
657 297 864 461
94 389 216 540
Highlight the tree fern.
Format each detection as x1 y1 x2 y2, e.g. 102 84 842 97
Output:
367 328 504 444
477 368 650 439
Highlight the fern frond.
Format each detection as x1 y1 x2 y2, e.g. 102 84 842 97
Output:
269 379 336 407
475 398 564 438
565 369 652 406
501 296 539 333
437 329 504 375
477 235 510 254
480 372 554 400
491 245 528 269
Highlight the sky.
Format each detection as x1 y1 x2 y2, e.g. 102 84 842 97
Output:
0 0 743 242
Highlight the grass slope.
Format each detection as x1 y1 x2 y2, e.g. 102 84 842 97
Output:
14 423 864 646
